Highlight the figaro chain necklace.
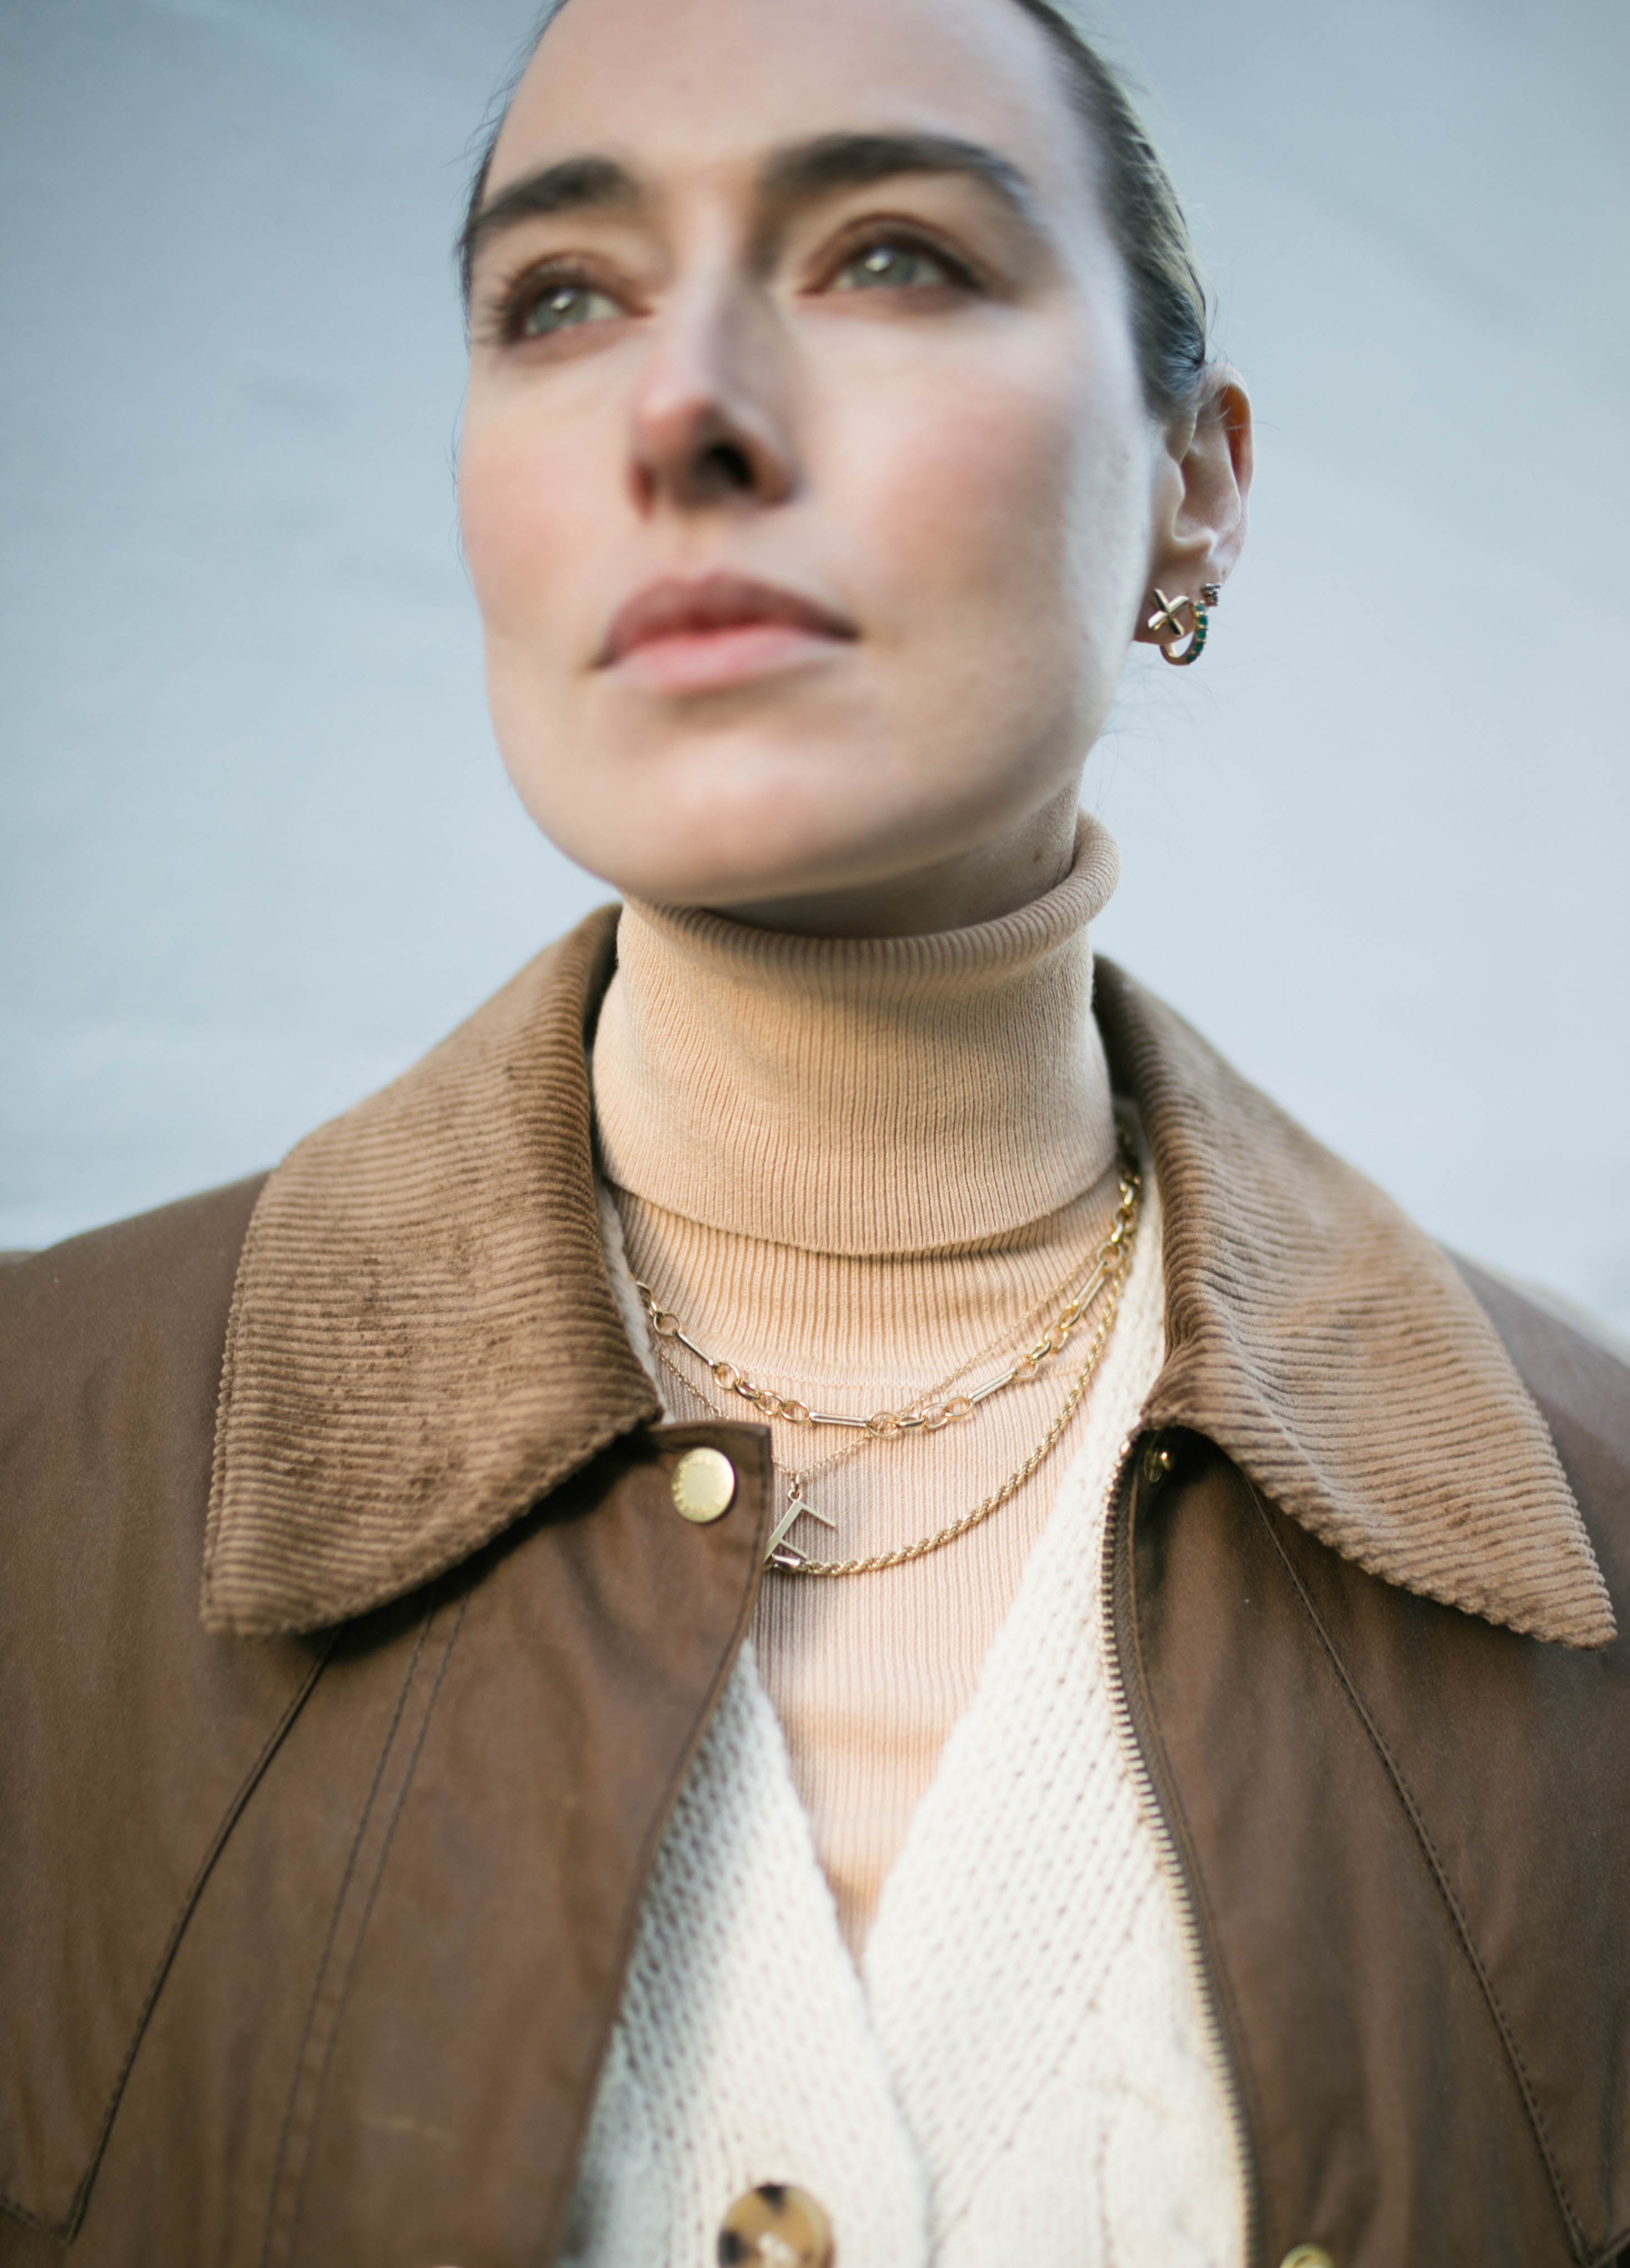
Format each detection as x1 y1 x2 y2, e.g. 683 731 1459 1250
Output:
635 1142 1142 1575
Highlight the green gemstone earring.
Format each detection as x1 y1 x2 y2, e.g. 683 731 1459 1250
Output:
1147 581 1220 666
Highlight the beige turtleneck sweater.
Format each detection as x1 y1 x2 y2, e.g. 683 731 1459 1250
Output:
591 815 1134 1951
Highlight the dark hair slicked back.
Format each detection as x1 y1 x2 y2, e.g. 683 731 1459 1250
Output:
1005 0 1210 416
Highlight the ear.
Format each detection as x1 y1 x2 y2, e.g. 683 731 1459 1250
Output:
1132 366 1253 647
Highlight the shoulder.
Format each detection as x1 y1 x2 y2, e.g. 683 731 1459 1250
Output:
1 1175 266 1436
0 1178 268 1594
1454 1254 1630 1452
1454 1255 1630 1582
0 1179 332 2243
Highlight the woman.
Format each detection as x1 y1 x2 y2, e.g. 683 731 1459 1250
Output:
2 0 1627 2264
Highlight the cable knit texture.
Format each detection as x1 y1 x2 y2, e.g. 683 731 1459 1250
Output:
565 1187 1247 2268
593 817 1134 1944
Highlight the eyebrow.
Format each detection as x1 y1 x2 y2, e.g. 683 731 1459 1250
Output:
460 130 1044 298
758 130 1041 227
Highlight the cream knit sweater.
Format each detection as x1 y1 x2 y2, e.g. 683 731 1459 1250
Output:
573 817 1244 2266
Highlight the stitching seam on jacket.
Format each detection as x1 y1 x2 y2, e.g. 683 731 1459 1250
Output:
282 1596 470 2263
1243 1478 1588 2264
29 1636 338 2244
258 1611 434 2268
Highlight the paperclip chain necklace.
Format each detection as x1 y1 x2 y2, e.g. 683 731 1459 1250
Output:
648 1234 1105 1557
783 1239 1134 1576
635 1143 1141 1576
634 1143 1140 1440
648 1176 1122 1460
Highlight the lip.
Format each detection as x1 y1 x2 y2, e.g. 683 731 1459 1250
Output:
597 570 857 691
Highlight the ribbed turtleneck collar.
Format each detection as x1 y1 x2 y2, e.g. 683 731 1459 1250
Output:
590 812 1122 1255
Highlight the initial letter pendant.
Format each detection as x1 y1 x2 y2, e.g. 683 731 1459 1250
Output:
765 1472 838 1570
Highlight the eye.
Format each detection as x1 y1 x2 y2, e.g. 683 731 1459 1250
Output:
828 235 969 294
512 275 624 340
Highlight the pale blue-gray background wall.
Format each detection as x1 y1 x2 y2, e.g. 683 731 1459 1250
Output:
3 0 1627 1333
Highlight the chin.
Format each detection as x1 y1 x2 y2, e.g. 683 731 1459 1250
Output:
569 801 921 910
509 734 920 906
574 785 1066 918
500 682 1083 912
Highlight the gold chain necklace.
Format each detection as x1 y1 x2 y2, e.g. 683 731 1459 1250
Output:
635 1145 1140 1440
648 1176 1126 1470
650 1283 1044 1555
648 1190 1133 1559
638 1147 1141 1576
777 1237 1134 1575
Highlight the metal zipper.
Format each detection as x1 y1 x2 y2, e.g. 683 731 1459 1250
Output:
1100 1431 1264 2267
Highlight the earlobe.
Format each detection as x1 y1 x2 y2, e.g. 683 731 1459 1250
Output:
1145 583 1219 666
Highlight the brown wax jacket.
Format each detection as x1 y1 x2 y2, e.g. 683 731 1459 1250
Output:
3 909 1629 2268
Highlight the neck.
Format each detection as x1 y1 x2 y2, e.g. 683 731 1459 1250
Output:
591 810 1122 1257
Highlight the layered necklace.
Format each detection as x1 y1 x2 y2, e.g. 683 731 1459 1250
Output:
634 1139 1141 1575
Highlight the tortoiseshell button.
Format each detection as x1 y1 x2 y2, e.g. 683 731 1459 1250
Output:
717 2183 833 2266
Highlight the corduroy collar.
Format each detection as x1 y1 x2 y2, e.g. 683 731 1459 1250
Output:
203 909 1613 1649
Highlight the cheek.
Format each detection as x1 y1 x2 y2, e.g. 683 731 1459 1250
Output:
458 392 610 659
825 339 1152 678
459 389 628 832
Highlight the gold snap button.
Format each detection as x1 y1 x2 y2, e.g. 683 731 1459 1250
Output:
671 1445 737 1524
717 2183 832 2267
1280 2247 1337 2268
1142 1436 1177 1488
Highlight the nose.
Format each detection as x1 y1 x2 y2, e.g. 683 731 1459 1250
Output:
628 272 798 515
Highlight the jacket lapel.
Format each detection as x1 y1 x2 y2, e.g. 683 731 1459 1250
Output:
205 911 1612 1650
205 910 656 1636
1093 961 1612 1648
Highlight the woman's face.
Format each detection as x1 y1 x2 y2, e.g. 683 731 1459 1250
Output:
460 0 1191 916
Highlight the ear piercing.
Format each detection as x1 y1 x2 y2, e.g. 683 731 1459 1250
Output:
1147 580 1220 666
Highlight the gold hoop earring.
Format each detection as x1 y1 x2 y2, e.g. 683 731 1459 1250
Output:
1147 584 1213 667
